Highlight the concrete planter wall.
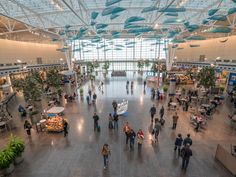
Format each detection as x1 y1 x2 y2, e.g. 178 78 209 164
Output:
1 163 15 176
14 154 24 165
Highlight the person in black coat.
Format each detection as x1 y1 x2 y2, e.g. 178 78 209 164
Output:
150 105 156 122
174 134 183 155
129 129 136 150
63 119 69 137
181 144 193 170
183 134 193 146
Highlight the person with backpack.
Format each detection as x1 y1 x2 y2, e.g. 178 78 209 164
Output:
108 113 113 129
123 122 131 145
129 129 136 150
150 104 157 122
183 134 193 146
153 118 161 143
137 129 144 150
113 112 119 130
174 133 183 156
181 144 193 170
93 112 99 132
24 120 32 135
101 144 111 169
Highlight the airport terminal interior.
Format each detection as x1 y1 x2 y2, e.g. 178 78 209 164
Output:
0 0 236 177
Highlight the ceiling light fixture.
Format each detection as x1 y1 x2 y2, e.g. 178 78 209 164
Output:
50 0 63 11
177 0 188 7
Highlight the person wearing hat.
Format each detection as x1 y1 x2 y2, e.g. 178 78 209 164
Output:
181 143 193 170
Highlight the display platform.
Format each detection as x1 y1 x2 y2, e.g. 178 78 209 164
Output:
117 100 128 115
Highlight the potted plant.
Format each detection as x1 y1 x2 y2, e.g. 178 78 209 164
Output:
219 86 225 94
0 148 15 175
79 88 84 98
163 86 168 93
8 135 25 165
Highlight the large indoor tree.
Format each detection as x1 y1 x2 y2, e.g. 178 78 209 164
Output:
45 69 62 94
198 67 216 89
12 71 44 102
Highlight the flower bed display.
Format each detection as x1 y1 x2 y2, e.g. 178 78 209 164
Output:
46 116 63 132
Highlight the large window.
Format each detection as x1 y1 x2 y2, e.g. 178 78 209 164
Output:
73 38 168 61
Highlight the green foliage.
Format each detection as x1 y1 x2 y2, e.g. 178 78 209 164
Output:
12 71 44 101
87 62 94 73
46 69 62 94
163 86 168 92
79 88 84 94
103 61 110 70
8 135 25 157
0 148 15 169
198 67 216 88
144 59 150 67
93 61 100 68
137 60 144 69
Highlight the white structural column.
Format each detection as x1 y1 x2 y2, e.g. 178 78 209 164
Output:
166 43 176 71
6 74 13 93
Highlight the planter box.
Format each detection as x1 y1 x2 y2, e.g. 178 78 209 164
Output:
14 154 24 165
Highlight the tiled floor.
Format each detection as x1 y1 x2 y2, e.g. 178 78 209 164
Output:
1 76 236 177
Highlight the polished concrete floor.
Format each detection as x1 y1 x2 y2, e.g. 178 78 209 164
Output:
1 76 236 177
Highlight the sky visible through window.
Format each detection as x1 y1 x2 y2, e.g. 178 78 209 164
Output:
73 38 168 61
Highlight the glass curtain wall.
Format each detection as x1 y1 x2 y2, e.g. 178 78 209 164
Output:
73 38 168 71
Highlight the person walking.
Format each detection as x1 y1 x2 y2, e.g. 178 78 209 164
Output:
137 129 144 150
150 104 157 122
131 81 134 90
86 95 90 105
160 106 165 119
101 144 111 169
63 119 69 137
93 112 99 131
129 129 136 150
88 89 92 98
151 88 156 99
24 120 32 135
123 122 131 145
174 133 183 155
183 134 193 146
181 144 193 170
172 112 179 129
92 93 97 104
108 113 113 129
143 80 146 88
112 100 118 112
153 118 161 143
113 112 119 130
